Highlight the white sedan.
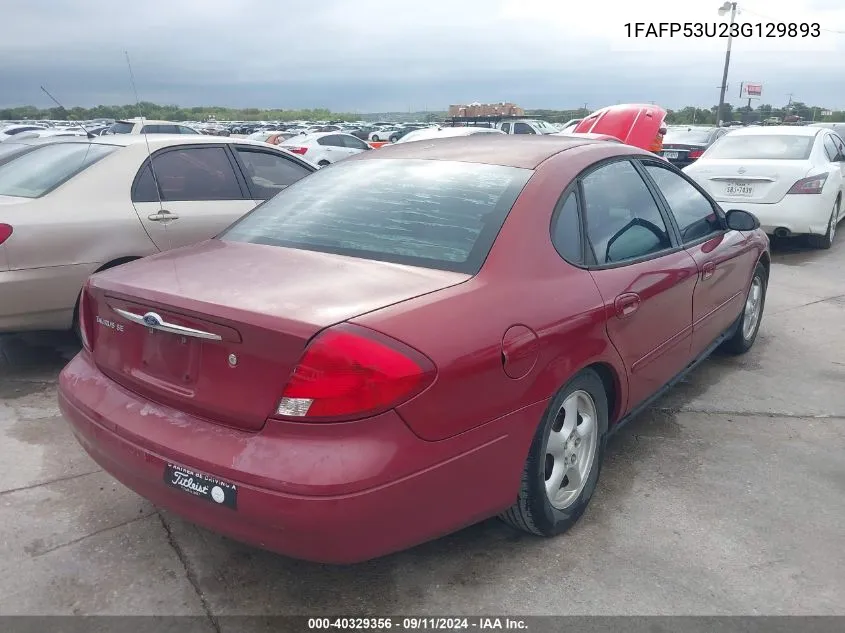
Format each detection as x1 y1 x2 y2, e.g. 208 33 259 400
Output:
684 126 845 249
0 135 315 333
393 126 504 144
279 132 373 166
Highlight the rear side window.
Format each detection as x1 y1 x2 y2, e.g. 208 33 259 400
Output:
550 192 582 263
514 122 536 135
178 126 199 135
0 143 117 198
109 122 134 134
235 147 313 199
221 159 532 274
133 146 244 202
704 135 815 160
823 136 839 162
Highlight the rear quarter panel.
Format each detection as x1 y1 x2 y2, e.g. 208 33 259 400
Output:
352 143 642 442
3 144 158 271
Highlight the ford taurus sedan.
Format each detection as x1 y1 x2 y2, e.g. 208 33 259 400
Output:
58 135 770 564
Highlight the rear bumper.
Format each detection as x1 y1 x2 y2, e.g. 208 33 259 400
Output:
58 351 542 563
713 193 837 236
0 263 98 332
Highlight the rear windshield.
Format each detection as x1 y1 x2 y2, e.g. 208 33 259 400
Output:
664 128 713 144
221 158 532 274
0 143 117 198
704 135 815 160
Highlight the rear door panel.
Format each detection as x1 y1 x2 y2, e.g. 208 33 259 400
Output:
131 144 256 250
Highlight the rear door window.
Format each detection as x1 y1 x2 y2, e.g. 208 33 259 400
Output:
133 146 245 202
580 160 672 264
513 122 536 135
221 158 532 274
234 147 313 199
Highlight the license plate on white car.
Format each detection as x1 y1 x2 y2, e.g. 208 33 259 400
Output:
724 182 754 197
663 151 680 160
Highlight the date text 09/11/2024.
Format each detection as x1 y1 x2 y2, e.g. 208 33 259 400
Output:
624 22 822 38
307 618 528 630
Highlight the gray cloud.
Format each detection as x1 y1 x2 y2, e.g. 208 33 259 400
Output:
1 0 843 111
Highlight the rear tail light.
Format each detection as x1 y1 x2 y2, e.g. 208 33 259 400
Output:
0 224 12 245
276 325 436 421
688 150 704 159
787 174 827 194
285 146 308 155
77 282 94 352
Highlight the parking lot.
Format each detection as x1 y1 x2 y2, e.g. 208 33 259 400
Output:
1 237 843 620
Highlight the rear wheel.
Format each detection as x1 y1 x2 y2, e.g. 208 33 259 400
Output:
722 262 767 355
371 135 381 142
809 198 840 250
500 369 608 536
389 135 398 143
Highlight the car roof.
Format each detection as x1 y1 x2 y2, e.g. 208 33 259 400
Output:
726 125 822 137
2 135 283 152
356 135 604 169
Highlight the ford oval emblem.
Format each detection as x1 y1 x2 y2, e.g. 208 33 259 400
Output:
737 167 746 175
142 312 162 327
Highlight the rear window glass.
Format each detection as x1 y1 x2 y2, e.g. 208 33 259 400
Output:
0 143 117 198
704 135 815 160
664 128 713 144
221 159 532 274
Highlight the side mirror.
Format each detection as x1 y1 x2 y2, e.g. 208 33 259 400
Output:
725 209 760 231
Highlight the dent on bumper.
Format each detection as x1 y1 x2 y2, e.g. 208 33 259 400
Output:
58 352 543 563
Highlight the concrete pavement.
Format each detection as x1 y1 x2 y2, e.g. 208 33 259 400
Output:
1 236 843 619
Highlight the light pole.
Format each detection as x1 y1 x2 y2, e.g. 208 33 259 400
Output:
716 1 737 127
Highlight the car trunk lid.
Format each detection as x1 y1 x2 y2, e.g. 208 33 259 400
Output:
86 240 469 431
687 159 812 204
573 103 667 151
660 143 707 162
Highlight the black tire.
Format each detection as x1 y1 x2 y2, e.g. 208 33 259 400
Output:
722 262 768 355
500 368 609 536
371 135 380 142
808 197 839 250
389 135 398 143
317 160 330 167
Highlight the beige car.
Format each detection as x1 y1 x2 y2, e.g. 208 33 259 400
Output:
0 135 316 333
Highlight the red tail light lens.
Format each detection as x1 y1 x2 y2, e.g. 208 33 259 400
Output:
276 325 435 421
77 282 94 352
285 146 308 155
787 174 827 194
0 224 12 245
688 150 704 159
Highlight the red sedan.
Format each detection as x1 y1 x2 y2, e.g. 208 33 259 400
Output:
58 135 770 563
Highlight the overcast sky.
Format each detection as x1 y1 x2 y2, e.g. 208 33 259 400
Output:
2 0 844 112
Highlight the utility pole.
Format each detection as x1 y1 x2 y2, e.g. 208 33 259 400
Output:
716 1 737 127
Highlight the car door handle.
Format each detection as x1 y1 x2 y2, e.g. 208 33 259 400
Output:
148 211 180 222
614 293 641 319
701 261 716 280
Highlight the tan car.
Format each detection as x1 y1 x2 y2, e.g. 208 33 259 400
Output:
0 135 316 333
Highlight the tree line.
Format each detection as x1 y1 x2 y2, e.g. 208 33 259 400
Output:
1 101 842 125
